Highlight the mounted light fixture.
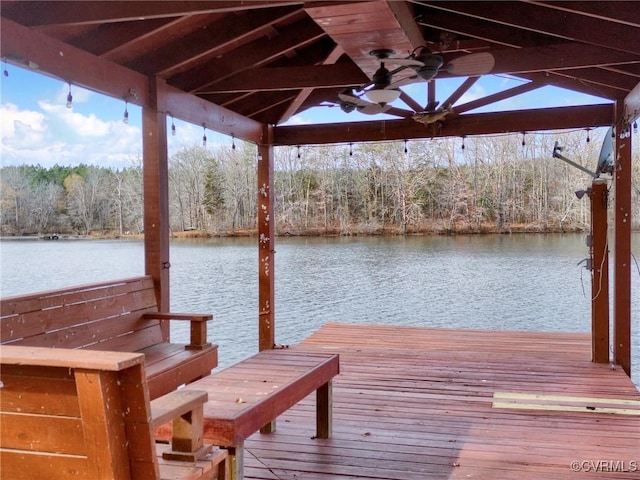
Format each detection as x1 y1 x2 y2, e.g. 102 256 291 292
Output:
575 188 591 200
123 101 129 124
66 83 73 108
364 50 401 105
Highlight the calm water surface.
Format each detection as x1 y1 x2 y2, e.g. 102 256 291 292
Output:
1 234 638 387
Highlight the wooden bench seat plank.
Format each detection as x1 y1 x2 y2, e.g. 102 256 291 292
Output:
1 276 217 400
155 349 339 480
182 350 339 446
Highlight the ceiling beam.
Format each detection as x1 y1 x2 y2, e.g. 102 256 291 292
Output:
273 103 614 145
278 45 345 123
0 17 263 143
198 64 368 93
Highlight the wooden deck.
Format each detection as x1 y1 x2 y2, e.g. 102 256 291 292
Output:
241 322 640 480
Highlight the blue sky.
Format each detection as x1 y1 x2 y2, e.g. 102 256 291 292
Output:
1 63 611 169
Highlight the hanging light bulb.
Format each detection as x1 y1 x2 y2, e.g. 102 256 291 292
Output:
586 128 590 143
521 132 526 147
171 116 176 136
404 139 408 154
232 135 236 150
349 142 353 157
634 120 638 134
66 83 73 108
2 59 8 77
123 101 129 124
297 145 301 159
461 136 465 150
202 125 207 147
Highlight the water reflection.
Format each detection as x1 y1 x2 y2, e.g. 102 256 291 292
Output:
1 233 638 386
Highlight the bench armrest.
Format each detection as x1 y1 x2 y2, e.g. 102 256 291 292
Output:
143 312 212 349
151 389 211 461
150 389 208 429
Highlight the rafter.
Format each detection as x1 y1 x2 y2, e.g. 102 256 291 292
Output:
170 17 325 93
1 1 300 26
422 1 640 56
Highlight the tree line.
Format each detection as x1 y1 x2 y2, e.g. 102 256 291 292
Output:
1 130 638 237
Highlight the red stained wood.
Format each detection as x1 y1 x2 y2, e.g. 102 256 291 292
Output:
0 276 217 399
236 323 640 480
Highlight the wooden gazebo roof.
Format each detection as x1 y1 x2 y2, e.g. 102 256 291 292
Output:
2 1 639 145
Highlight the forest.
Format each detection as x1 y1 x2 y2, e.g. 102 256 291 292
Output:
1 129 638 237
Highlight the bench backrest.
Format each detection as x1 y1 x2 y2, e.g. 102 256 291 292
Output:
0 345 159 480
1 276 168 351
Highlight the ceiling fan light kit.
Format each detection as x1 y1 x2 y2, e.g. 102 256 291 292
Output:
365 87 401 105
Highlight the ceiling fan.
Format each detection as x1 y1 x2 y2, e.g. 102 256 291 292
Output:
337 47 495 115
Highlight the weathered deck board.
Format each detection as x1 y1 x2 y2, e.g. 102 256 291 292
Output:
241 322 640 479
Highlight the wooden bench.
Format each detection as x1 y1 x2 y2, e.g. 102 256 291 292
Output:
0 275 217 399
156 349 340 480
0 345 228 480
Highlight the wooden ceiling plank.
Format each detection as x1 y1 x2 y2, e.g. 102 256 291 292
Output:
490 44 640 75
416 7 539 49
1 1 301 27
103 14 225 64
170 17 325 93
523 1 640 28
422 1 640 56
306 0 416 77
273 104 614 145
131 6 304 77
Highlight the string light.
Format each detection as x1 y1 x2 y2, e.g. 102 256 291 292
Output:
404 139 408 154
232 135 236 150
461 136 465 150
349 142 353 156
123 101 129 124
585 128 590 143
634 120 638 134
297 145 301 159
66 83 73 109
2 59 8 77
202 125 207 147
170 114 176 136
521 132 526 147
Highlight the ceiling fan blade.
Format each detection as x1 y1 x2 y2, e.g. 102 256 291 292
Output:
358 103 392 115
382 57 424 67
446 52 495 76
387 74 421 89
338 91 374 107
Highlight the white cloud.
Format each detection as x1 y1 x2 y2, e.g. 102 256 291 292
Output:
38 100 110 137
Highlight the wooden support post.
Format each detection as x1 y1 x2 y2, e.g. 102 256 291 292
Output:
613 108 632 376
257 125 275 353
143 78 171 337
589 179 609 363
316 380 333 439
257 125 276 434
227 443 244 480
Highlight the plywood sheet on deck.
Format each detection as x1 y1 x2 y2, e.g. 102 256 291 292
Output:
241 323 640 480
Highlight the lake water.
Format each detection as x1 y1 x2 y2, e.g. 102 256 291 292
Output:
1 233 638 387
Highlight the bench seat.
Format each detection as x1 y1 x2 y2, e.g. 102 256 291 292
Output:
0 276 218 399
157 349 340 480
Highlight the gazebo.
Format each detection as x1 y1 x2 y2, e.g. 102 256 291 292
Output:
1 0 637 374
